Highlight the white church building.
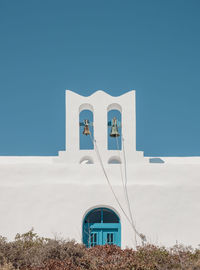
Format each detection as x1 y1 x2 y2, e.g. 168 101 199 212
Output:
0 90 200 248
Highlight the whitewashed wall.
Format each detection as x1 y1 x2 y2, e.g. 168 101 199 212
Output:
0 90 199 248
0 157 200 248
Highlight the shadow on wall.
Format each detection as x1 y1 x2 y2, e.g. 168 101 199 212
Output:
149 158 165 163
80 156 94 164
108 156 121 164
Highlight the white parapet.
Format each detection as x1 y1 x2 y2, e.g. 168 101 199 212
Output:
58 90 146 164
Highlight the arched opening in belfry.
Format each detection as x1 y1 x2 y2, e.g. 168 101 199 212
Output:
79 106 94 150
82 207 121 248
107 105 122 150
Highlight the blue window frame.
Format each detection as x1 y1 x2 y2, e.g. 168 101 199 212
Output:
83 207 121 247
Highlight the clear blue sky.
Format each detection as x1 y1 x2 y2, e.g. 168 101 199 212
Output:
0 0 200 156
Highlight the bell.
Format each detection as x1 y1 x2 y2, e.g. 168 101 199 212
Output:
83 120 91 136
110 117 120 137
110 126 120 137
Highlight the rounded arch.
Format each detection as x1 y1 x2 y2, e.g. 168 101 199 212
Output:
79 103 94 113
82 205 121 224
107 103 122 113
108 156 121 164
82 206 121 247
80 156 94 164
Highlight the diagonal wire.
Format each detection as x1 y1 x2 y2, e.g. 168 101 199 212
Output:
122 136 147 244
121 136 138 245
90 134 132 225
89 133 143 241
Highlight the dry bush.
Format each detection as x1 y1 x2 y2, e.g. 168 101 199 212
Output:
0 229 86 269
0 230 200 270
0 260 15 270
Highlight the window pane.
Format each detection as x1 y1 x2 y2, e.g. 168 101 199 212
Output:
85 209 101 223
107 233 114 245
103 209 119 223
111 233 113 243
90 233 97 247
107 234 110 243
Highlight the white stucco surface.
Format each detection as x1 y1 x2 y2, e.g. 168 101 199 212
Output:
0 90 200 248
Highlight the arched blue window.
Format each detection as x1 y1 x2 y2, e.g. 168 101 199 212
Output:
83 207 121 248
107 109 122 150
79 109 94 150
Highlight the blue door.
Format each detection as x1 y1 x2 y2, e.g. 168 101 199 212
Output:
83 207 121 247
90 232 98 247
102 229 118 245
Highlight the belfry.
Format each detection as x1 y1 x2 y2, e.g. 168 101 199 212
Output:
57 90 145 165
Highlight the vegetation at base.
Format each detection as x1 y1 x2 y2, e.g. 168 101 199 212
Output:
0 229 200 270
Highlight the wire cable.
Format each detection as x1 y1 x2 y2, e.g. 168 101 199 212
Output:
122 136 147 244
116 136 138 246
121 136 138 245
90 133 144 242
115 136 126 204
90 134 132 224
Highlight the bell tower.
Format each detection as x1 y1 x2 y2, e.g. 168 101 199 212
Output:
58 90 145 164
